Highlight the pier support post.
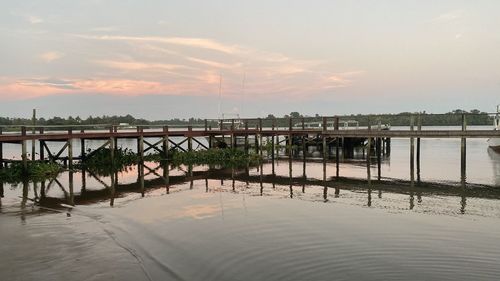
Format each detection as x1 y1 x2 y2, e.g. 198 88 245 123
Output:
302 133 306 179
31 109 36 161
244 121 249 155
322 117 328 180
110 135 115 170
39 130 45 160
138 128 144 162
163 126 169 160
417 114 422 182
0 128 3 169
188 126 193 151
271 120 275 175
21 126 28 175
410 116 415 187
376 137 381 181
68 130 73 170
259 118 263 159
461 114 467 183
335 117 340 178
80 129 85 162
366 121 371 185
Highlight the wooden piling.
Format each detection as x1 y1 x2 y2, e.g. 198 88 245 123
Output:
335 117 340 178
110 134 115 169
322 117 327 180
302 134 306 179
188 125 193 151
410 116 415 186
31 109 36 161
376 137 381 181
163 126 169 160
258 118 263 156
80 129 85 162
0 127 3 169
244 121 249 155
366 121 371 185
230 119 235 149
417 114 422 182
68 130 73 170
138 128 144 162
271 120 275 175
461 114 467 182
21 126 28 175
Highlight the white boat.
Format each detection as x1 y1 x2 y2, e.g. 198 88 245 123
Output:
487 105 500 152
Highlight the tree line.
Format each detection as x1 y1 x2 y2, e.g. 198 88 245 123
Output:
0 109 495 127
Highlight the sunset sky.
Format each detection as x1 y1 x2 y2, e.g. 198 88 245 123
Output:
1 0 499 119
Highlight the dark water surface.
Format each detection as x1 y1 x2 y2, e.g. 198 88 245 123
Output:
1 133 500 280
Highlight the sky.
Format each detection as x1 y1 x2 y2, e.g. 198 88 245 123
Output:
0 0 499 119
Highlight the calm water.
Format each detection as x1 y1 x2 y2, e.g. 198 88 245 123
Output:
1 127 500 281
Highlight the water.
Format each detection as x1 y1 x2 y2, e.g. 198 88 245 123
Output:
1 128 500 281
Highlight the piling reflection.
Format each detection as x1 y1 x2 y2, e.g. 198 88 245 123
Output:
3 157 500 220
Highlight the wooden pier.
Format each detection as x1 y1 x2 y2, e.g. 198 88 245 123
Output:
1 114 499 186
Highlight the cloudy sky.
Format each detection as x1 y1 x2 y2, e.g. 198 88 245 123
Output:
1 0 499 119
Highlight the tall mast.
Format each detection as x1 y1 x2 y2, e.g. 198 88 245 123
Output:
218 74 222 119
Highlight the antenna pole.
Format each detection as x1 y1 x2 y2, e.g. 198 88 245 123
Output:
218 74 222 119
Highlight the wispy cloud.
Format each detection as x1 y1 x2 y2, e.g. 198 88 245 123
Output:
39 51 65 62
95 60 190 71
90 26 119 32
26 15 43 24
428 10 464 23
2 34 364 100
74 34 244 54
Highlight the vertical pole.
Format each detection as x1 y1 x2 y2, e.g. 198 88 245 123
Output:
188 126 193 151
68 130 73 170
302 133 306 178
39 128 45 161
244 121 249 155
139 128 144 162
136 126 141 154
0 128 3 169
461 114 467 183
230 119 235 149
256 118 262 155
376 120 381 181
366 120 371 185
81 167 86 194
410 115 415 187
272 119 276 175
113 125 118 149
110 134 115 172
204 119 208 132
322 117 327 180
376 137 381 181
259 118 263 159
335 116 340 178
31 109 36 161
68 170 74 206
417 114 422 182
163 126 169 159
21 126 28 175
80 129 85 162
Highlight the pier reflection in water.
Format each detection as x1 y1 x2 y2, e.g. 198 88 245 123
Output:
2 155 500 219
2 158 500 281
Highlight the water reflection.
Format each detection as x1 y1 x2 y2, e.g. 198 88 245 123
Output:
2 158 500 219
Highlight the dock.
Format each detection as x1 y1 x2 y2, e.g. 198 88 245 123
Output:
1 114 499 186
